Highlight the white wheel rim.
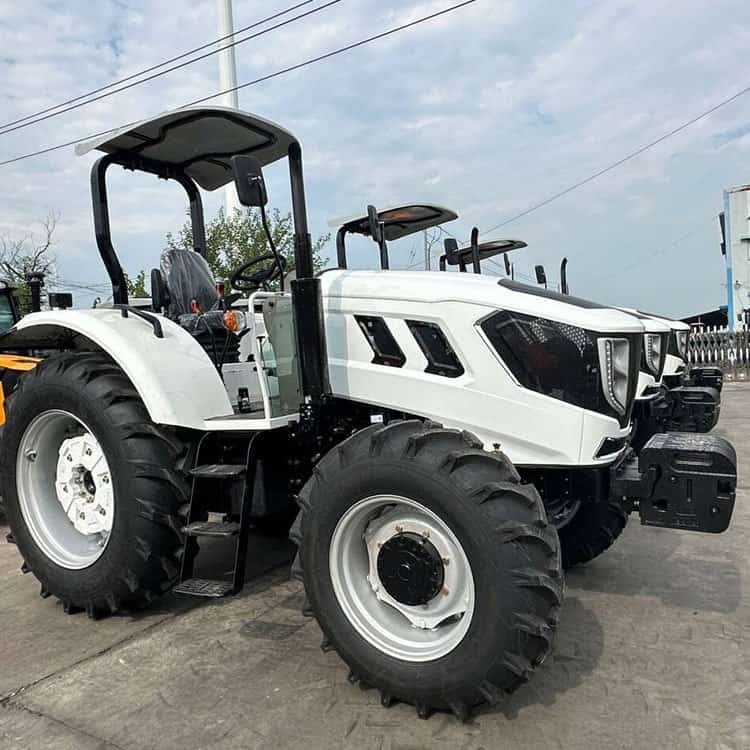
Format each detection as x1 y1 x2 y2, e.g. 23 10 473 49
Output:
17 410 114 569
329 495 475 662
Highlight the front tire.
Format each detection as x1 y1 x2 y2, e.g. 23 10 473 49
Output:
290 420 563 720
0 352 192 617
556 500 627 570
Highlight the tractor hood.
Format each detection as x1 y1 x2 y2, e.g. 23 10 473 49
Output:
320 270 644 334
616 308 671 334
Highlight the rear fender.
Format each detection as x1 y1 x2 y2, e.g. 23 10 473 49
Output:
0 309 232 429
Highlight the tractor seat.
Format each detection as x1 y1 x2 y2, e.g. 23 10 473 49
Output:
152 248 219 318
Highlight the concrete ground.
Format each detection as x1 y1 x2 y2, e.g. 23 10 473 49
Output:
1 385 749 750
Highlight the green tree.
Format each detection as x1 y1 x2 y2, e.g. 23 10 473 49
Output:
164 208 328 288
125 269 149 297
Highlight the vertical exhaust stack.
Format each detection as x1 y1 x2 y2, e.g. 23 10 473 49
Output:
24 271 45 313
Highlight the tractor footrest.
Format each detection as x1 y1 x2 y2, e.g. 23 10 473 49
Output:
611 432 736 533
173 578 235 598
182 520 240 537
190 464 246 478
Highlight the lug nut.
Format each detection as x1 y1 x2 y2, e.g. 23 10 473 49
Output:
101 475 109 484
421 529 430 539
67 455 73 462
25 449 37 462
395 525 403 534
442 557 450 565
441 586 450 597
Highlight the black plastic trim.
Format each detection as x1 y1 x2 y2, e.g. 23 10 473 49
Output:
406 320 464 378
498 278 608 309
355 316 405 368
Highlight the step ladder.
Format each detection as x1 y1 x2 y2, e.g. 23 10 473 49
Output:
173 434 260 598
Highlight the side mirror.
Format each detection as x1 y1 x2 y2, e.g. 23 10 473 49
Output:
367 205 383 245
535 264 547 288
231 155 268 207
443 238 466 272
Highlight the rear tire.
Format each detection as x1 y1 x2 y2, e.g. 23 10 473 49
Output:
290 420 563 720
557 500 627 570
0 352 192 617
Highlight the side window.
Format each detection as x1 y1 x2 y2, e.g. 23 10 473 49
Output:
406 320 464 378
355 316 406 367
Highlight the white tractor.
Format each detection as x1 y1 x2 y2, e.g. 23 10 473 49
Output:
0 108 737 721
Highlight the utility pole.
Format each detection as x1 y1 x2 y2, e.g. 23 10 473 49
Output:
216 0 240 216
424 230 430 271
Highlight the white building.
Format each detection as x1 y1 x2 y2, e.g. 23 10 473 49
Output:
722 185 750 330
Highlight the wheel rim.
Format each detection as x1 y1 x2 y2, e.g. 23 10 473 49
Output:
17 410 114 569
329 495 475 662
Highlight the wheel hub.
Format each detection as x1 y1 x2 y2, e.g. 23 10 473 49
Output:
55 434 113 537
329 495 476 662
376 532 444 606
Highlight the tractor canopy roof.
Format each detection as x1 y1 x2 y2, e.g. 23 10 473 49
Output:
329 204 458 242
444 238 527 267
75 106 298 191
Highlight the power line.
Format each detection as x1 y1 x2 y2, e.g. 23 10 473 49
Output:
0 1 341 138
482 81 750 236
0 0 319 135
0 0 476 169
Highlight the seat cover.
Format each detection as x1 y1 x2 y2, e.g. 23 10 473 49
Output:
160 248 219 317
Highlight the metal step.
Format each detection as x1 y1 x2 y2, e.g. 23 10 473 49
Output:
173 578 235 598
182 520 240 538
190 463 246 479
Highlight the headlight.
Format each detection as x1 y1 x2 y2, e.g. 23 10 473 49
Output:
643 333 663 376
676 330 689 358
479 310 639 425
597 338 630 415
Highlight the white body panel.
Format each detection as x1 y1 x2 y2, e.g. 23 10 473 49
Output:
13 310 232 430
11 272 644 465
321 271 640 466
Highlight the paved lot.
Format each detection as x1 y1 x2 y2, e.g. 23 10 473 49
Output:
1 384 749 749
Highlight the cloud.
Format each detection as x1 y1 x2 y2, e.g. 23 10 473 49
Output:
0 0 749 316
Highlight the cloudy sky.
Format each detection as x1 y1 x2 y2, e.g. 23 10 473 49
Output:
1 0 749 316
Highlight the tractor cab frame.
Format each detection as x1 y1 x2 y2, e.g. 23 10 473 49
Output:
75 106 327 407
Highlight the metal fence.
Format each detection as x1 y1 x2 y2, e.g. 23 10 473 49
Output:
687 325 750 380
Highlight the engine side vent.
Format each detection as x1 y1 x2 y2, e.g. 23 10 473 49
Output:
355 315 406 367
406 320 464 378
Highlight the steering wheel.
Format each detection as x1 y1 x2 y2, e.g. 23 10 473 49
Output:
229 253 287 292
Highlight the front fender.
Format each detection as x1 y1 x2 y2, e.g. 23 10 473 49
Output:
0 309 232 430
